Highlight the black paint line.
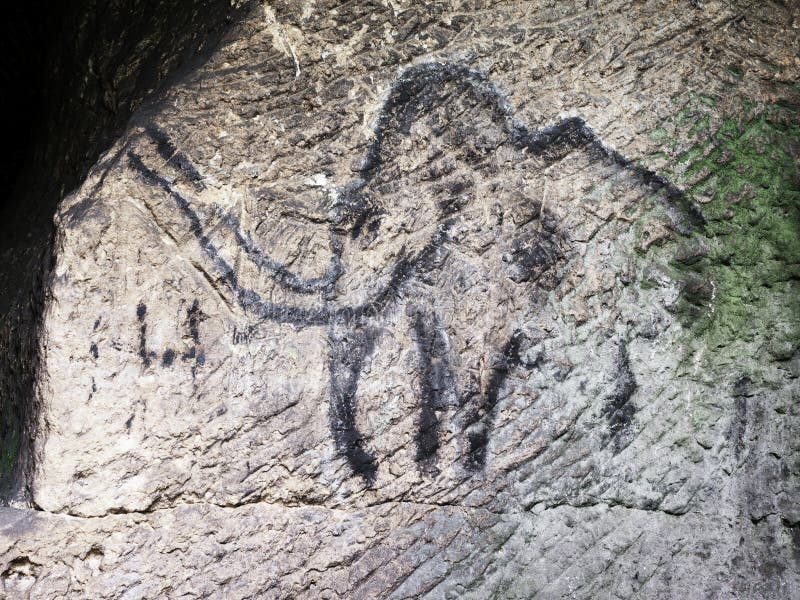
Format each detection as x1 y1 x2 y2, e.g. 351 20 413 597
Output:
601 341 637 454
206 202 343 295
136 302 156 368
356 62 702 229
145 125 343 295
183 299 206 377
129 151 446 329
145 123 205 190
410 308 453 469
182 300 200 361
729 375 753 460
130 151 327 326
134 62 700 320
326 322 379 484
89 342 99 359
131 61 700 326
186 299 201 344
465 330 526 470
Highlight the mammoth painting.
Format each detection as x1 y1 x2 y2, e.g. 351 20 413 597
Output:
127 62 695 484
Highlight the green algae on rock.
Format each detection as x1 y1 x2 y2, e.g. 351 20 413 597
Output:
658 100 800 359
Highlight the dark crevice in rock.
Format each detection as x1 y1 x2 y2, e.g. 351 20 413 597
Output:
18 494 692 521
532 499 690 518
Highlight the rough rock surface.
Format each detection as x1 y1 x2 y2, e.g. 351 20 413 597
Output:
2 1 799 598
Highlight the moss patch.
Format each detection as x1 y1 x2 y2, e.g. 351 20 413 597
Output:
649 98 800 363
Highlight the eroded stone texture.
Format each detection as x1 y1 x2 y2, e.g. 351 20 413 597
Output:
2 0 799 598
1 502 796 598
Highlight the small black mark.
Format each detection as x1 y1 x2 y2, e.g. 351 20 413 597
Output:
162 349 176 367
89 343 99 359
183 299 206 377
349 208 373 240
729 375 753 459
733 375 754 397
187 299 201 345
136 302 156 368
602 342 637 453
232 325 254 345
93 318 101 331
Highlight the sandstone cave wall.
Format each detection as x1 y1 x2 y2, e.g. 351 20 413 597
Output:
1 1 799 598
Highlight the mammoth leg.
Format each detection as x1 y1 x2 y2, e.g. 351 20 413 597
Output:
464 330 527 470
408 305 454 474
327 321 379 484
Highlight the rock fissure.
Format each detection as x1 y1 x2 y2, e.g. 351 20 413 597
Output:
17 495 702 522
